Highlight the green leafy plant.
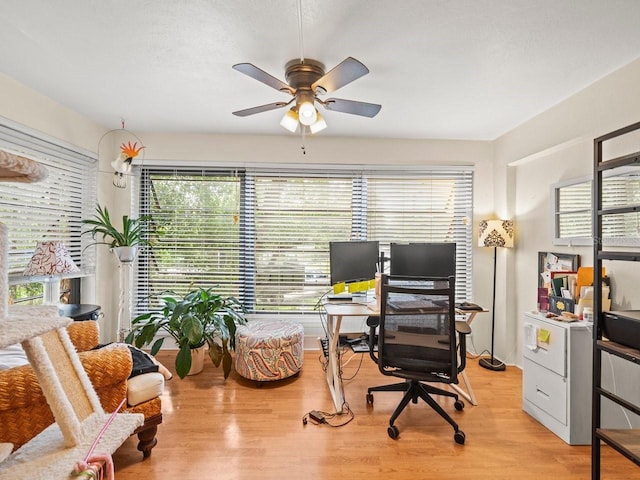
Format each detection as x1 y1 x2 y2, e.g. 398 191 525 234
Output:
82 204 150 248
126 287 247 379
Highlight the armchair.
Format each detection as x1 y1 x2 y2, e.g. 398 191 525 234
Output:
366 275 469 443
0 320 162 457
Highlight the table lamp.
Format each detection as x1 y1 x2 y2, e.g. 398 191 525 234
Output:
478 219 514 371
23 241 79 304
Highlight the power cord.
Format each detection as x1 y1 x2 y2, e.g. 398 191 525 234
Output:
302 402 355 428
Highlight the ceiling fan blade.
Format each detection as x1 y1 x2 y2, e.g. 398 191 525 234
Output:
232 63 294 95
312 57 369 94
232 101 290 117
322 98 381 118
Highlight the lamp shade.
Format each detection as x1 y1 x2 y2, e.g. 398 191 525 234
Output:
298 102 317 126
309 111 327 134
280 108 299 133
23 241 79 276
478 219 514 248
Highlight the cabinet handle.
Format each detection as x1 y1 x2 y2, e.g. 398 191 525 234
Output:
536 387 550 399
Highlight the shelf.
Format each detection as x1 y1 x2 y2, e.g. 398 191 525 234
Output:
596 151 640 171
592 121 640 479
597 339 640 363
596 429 640 467
597 251 640 262
599 204 640 216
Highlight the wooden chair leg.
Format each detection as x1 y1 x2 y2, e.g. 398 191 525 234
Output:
137 425 158 458
133 413 163 458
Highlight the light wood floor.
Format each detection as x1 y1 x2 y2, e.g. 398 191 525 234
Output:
113 350 640 479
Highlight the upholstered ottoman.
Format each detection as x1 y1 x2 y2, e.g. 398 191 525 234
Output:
235 320 304 382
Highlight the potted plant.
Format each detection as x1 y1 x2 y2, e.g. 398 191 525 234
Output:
126 287 248 379
81 203 150 261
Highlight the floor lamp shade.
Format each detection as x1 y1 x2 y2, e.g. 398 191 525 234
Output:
478 219 514 372
478 219 514 248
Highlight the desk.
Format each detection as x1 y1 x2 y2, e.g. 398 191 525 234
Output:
322 301 485 411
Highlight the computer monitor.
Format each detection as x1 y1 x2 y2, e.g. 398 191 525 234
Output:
329 241 380 285
390 242 456 278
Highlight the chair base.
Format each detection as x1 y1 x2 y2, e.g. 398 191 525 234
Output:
479 357 506 371
367 380 465 443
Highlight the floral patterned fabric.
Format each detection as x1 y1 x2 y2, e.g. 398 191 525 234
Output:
235 320 304 382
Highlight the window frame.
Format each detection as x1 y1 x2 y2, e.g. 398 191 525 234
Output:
553 166 640 246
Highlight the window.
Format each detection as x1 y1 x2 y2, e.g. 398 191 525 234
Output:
0 121 97 303
553 167 640 246
366 172 473 297
134 166 473 315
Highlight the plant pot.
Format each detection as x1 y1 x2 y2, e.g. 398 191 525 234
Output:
188 344 206 376
114 246 138 263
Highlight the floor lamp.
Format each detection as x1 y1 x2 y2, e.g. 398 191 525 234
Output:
478 219 514 371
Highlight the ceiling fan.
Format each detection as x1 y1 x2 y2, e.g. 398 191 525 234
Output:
232 57 381 134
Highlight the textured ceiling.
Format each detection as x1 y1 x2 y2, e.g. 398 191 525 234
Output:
1 0 640 140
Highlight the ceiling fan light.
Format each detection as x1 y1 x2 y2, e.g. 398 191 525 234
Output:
309 112 327 134
280 108 299 132
298 101 317 126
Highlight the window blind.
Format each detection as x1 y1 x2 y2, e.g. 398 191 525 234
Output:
135 169 243 313
135 166 474 314
0 122 97 279
247 171 355 312
366 171 474 300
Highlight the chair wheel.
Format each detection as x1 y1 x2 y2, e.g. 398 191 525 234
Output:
388 425 400 439
454 430 466 444
454 399 464 411
366 393 374 405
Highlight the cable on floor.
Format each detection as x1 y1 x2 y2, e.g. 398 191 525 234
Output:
302 402 355 428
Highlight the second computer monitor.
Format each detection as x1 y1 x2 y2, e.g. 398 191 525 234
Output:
390 242 456 278
329 240 380 285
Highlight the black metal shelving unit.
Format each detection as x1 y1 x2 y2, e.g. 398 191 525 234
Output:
592 121 640 479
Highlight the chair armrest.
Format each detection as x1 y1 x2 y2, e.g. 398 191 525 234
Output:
367 316 380 363
67 321 100 352
78 345 132 412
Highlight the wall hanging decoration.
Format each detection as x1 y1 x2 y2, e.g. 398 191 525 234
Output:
97 122 145 189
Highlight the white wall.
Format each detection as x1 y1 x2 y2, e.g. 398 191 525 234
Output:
494 57 640 367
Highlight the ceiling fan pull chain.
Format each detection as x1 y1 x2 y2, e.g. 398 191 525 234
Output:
297 0 305 63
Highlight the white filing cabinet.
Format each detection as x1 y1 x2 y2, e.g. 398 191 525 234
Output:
522 312 593 445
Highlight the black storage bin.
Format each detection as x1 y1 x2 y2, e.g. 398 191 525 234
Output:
602 311 640 350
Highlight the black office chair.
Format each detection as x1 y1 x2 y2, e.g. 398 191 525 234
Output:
366 274 470 443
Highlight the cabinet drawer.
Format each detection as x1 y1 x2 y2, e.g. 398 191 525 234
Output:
523 316 566 376
523 356 567 425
